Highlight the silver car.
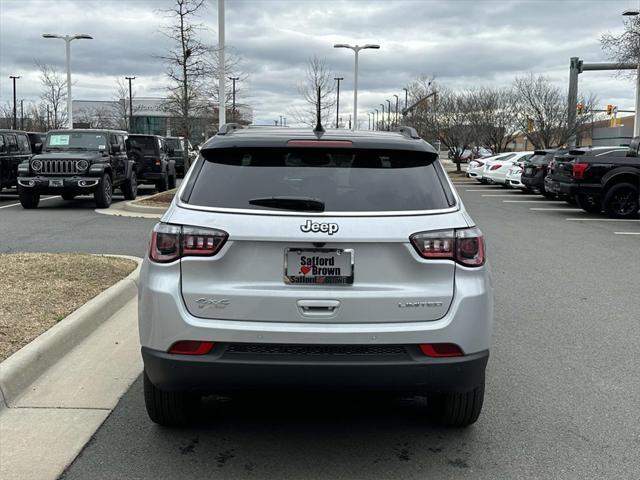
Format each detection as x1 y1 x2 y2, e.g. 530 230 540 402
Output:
138 125 493 427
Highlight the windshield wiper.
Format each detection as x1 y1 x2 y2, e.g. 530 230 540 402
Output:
248 196 325 212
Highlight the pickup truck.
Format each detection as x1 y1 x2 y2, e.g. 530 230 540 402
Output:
545 142 638 218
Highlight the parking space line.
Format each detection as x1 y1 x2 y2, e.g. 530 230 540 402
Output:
530 208 582 211
502 200 563 203
614 232 640 235
0 196 60 210
461 189 503 192
565 218 640 222
482 194 542 197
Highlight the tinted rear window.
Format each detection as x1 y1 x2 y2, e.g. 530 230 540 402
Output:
186 148 453 212
129 136 158 154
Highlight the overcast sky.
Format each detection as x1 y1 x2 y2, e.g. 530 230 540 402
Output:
0 0 635 126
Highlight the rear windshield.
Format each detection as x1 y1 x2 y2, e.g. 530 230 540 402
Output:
129 136 158 154
185 148 453 213
528 153 554 165
165 138 183 151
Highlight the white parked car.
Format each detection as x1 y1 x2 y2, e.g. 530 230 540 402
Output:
483 152 533 186
505 164 525 189
467 153 514 183
138 125 493 428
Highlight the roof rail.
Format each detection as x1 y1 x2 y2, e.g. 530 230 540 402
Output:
217 123 244 135
392 126 421 139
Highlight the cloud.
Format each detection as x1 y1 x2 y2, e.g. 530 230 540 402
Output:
0 0 634 126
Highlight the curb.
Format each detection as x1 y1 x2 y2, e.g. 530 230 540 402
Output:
123 201 167 214
0 255 143 412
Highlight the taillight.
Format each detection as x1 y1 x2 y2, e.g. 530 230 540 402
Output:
419 343 464 357
490 164 501 171
154 159 161 166
572 162 589 179
149 223 228 263
168 341 214 355
410 227 485 267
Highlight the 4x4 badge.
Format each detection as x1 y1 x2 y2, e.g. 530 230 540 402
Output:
300 220 339 235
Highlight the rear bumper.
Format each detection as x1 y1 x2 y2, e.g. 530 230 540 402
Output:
142 345 489 394
520 174 544 189
544 178 600 196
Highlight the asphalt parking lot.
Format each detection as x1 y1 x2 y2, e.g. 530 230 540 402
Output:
40 178 638 480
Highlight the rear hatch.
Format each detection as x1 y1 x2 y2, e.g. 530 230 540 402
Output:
174 144 467 323
521 151 557 178
128 136 161 173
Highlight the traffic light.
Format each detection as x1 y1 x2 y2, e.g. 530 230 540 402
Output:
576 103 584 114
606 104 613 115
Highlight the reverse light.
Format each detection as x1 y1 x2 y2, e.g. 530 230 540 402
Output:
168 341 215 355
149 223 228 263
572 162 589 180
410 227 485 267
419 343 464 357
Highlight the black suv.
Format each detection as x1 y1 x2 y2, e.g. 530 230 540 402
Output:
17 129 138 209
1 130 35 192
520 149 568 198
127 134 177 191
164 136 195 177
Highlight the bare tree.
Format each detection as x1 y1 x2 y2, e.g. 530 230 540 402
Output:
601 14 640 79
289 55 336 127
513 74 595 149
37 62 67 129
75 106 115 129
112 78 132 131
467 87 520 154
159 0 210 169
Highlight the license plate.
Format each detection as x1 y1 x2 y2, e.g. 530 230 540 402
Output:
49 179 63 187
285 248 354 285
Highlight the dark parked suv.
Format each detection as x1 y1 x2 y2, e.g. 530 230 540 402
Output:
165 136 195 177
1 130 35 192
127 134 177 191
520 149 568 198
17 129 138 209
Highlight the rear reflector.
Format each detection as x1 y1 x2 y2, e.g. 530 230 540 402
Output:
287 140 353 147
419 343 464 357
168 341 215 355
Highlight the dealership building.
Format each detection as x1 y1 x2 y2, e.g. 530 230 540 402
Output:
72 97 252 143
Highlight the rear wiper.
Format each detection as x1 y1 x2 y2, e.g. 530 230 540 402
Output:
248 196 325 212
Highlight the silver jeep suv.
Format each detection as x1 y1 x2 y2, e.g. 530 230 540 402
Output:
139 125 493 427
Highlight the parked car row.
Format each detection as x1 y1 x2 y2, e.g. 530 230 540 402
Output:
467 142 640 219
0 128 198 209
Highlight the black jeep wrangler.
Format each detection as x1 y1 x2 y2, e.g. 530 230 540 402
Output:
1 130 36 192
17 129 138 209
126 134 177 191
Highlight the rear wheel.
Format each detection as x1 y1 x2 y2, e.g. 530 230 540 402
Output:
18 187 40 209
428 379 485 428
602 183 639 219
155 173 168 192
143 371 199 427
168 172 176 189
576 194 601 213
61 192 75 201
94 174 113 209
542 191 556 199
565 195 577 206
122 171 138 200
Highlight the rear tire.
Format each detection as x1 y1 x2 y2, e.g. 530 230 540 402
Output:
565 195 577 206
122 171 138 200
542 191 556 199
602 182 639 219
155 173 168 192
94 174 113 209
168 172 176 190
61 192 75 201
18 187 40 209
428 378 485 427
143 371 199 427
576 194 601 213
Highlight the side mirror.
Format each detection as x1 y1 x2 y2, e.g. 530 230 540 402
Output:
34 143 43 154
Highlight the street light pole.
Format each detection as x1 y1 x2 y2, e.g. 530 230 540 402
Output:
42 33 93 129
20 99 24 130
9 76 20 130
623 9 640 137
393 94 399 127
218 0 226 128
367 112 371 130
375 108 379 131
125 76 136 132
386 99 391 131
380 103 385 131
333 43 380 130
403 88 408 110
334 76 344 128
228 76 239 122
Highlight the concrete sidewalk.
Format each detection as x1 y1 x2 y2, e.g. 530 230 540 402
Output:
0 298 142 480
